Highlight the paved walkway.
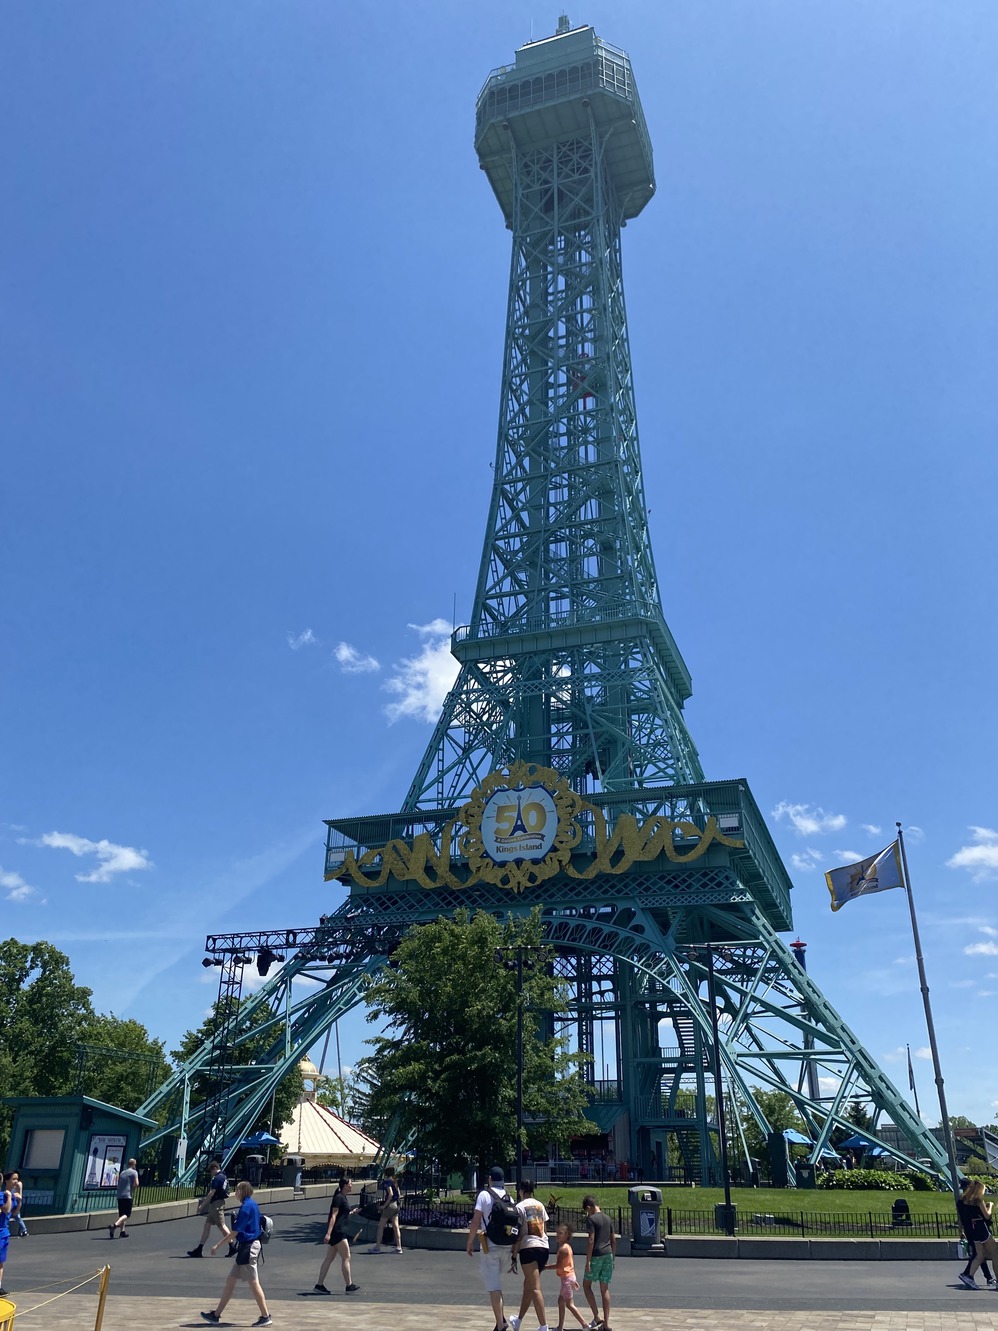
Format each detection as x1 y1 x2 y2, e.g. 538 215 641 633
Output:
9 1293 998 1331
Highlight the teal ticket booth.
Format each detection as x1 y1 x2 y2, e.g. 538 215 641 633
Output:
3 1095 156 1215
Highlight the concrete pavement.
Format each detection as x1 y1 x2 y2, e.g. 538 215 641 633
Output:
4 1194 997 1329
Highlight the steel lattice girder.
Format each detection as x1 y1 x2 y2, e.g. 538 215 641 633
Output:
140 28 944 1190
140 882 947 1184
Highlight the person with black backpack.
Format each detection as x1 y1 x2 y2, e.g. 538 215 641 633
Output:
187 1162 233 1259
467 1166 519 1331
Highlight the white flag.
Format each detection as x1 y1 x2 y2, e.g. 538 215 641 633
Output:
825 842 903 912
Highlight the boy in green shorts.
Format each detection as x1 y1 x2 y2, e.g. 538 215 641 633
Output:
582 1196 615 1331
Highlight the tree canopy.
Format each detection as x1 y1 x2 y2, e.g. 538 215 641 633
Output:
0 938 169 1159
358 909 592 1174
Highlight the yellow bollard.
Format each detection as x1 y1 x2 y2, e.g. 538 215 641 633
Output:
94 1265 110 1331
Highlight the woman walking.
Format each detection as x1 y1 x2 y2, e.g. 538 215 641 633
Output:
958 1179 998 1288
509 1179 550 1331
367 1165 403 1254
315 1176 361 1294
199 1181 271 1327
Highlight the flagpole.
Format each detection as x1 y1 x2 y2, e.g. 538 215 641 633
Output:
896 822 960 1198
906 1043 921 1118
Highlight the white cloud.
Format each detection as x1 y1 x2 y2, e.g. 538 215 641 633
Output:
862 824 882 836
964 941 998 957
790 848 822 872
833 849 864 863
817 1075 843 1095
948 827 998 882
981 925 998 938
0 867 37 903
24 831 152 883
335 641 381 674
287 628 317 651
772 802 847 836
914 1047 930 1060
383 619 458 723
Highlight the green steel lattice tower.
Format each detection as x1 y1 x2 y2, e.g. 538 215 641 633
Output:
140 19 947 1186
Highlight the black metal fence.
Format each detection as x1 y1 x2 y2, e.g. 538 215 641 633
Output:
665 1207 961 1239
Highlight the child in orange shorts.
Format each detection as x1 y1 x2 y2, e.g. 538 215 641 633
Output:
552 1223 588 1331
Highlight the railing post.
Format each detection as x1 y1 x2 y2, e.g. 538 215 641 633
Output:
667 1206 672 1236
800 1211 805 1235
869 1211 874 1238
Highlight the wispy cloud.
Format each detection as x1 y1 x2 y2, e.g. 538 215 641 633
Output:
948 827 998 882
772 802 847 836
0 866 38 903
965 941 998 957
883 1044 930 1063
335 642 381 674
862 823 882 836
287 628 317 651
383 619 458 723
832 849 864 863
790 849 823 872
22 831 152 883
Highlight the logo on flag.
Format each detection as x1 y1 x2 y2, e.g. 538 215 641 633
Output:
825 842 903 912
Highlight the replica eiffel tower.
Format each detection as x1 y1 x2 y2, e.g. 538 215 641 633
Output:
141 18 947 1186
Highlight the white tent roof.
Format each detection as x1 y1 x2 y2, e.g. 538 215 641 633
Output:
279 1099 380 1167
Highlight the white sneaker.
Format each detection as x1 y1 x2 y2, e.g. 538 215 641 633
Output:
509 1318 521 1331
959 1273 978 1289
393 1246 403 1253
366 1245 382 1254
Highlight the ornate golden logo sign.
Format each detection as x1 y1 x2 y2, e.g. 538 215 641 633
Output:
333 765 745 895
462 761 582 892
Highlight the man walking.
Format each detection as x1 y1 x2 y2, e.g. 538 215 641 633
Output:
467 1166 516 1331
110 1158 140 1239
188 1161 233 1258
581 1195 615 1331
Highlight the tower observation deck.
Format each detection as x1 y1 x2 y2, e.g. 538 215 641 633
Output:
141 19 949 1189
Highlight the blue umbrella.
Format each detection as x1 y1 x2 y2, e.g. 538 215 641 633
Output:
838 1134 876 1150
783 1129 814 1145
241 1131 281 1148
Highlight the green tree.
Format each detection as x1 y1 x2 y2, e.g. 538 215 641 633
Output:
76 1012 172 1113
844 1097 872 1131
0 939 169 1157
172 999 304 1144
359 909 592 1174
735 1088 805 1164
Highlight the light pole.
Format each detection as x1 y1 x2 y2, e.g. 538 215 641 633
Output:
687 944 734 1235
497 941 546 1185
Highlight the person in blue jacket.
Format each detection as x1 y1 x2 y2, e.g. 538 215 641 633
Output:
200 1181 271 1326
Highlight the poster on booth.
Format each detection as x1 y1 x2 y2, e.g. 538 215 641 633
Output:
83 1133 127 1189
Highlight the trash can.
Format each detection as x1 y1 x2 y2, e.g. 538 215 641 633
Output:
795 1162 816 1189
283 1154 305 1188
628 1186 662 1248
713 1202 737 1233
245 1154 265 1184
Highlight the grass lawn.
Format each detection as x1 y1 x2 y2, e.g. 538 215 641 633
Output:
536 1184 957 1220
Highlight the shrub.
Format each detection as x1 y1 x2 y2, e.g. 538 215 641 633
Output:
818 1168 910 1191
908 1172 936 1191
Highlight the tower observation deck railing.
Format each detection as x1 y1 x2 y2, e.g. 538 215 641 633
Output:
325 779 793 930
475 32 653 170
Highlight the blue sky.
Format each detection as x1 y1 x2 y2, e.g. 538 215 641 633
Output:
2 2 996 1125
